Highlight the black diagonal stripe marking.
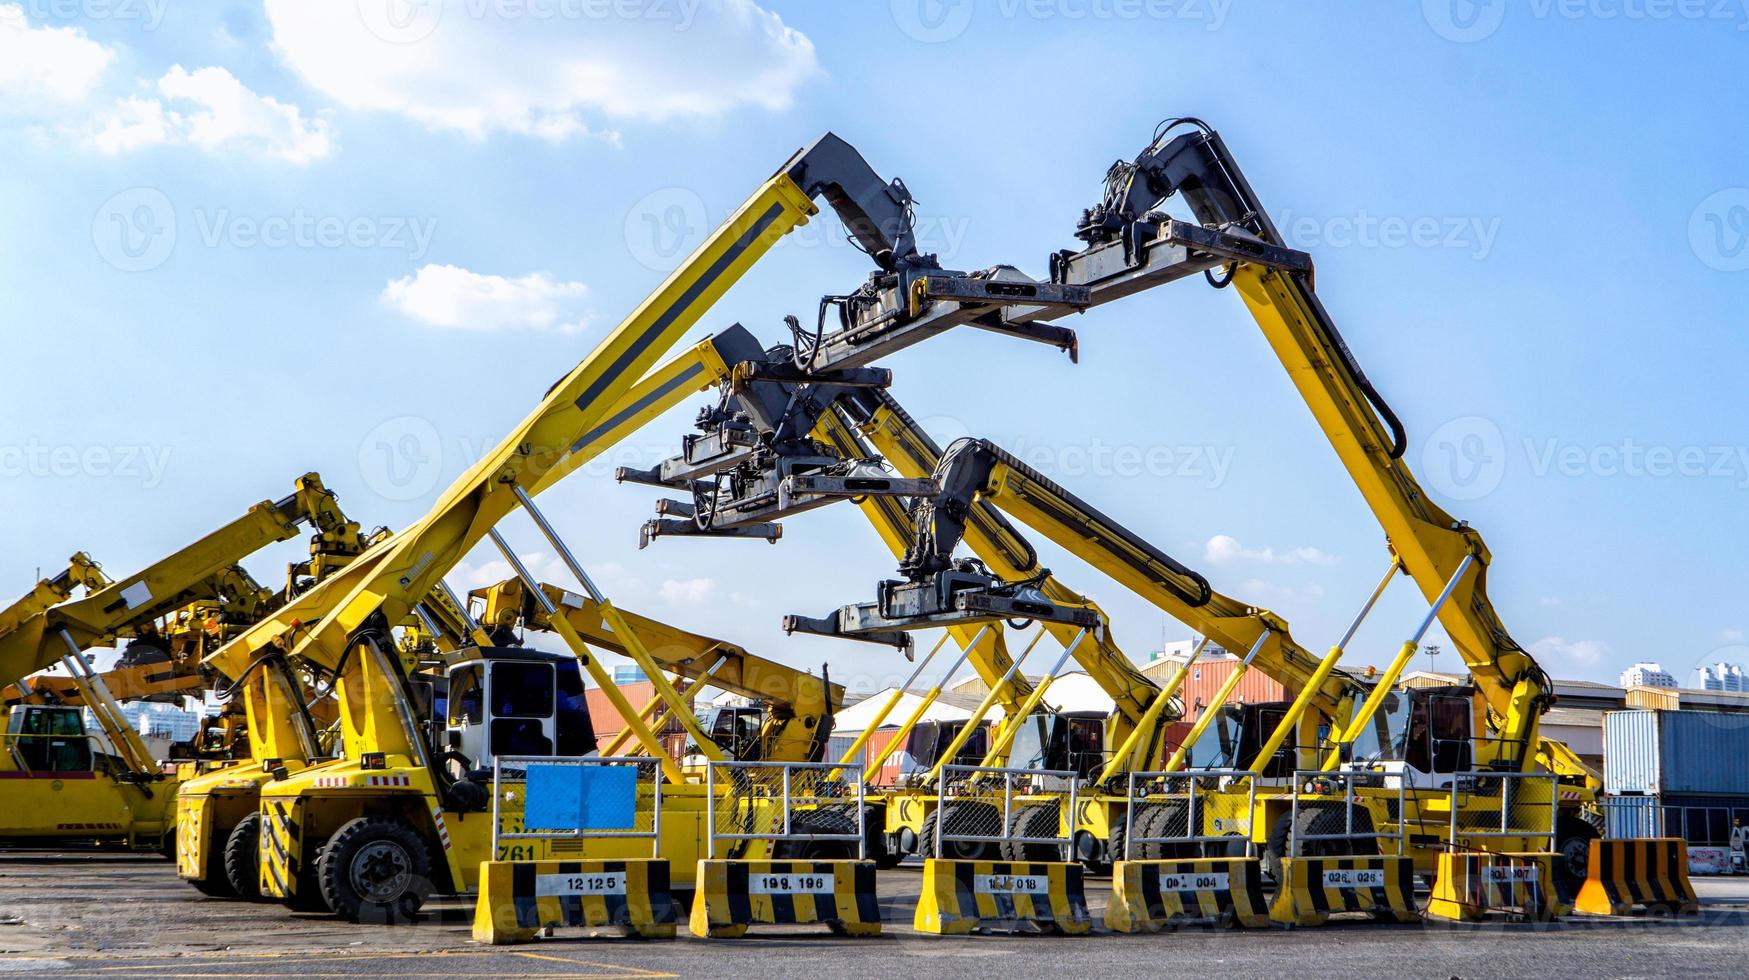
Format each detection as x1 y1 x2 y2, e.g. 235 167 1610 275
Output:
571 204 785 417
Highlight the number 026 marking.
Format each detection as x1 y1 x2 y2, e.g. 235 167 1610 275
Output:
1322 869 1386 888
750 873 834 894
535 872 625 896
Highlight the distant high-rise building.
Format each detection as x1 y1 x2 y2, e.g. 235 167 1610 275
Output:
86 701 201 742
1619 662 1677 689
1151 638 1232 663
612 664 647 686
1699 662 1747 692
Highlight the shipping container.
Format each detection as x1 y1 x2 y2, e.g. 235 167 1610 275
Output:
1603 708 1749 797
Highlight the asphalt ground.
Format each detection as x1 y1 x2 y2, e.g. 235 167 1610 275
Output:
4 851 1749 978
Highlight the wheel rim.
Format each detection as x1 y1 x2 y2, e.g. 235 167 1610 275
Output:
1560 836 1590 880
349 841 412 904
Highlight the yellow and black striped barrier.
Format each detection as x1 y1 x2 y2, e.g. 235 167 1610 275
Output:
472 858 677 943
1268 855 1420 927
689 859 881 938
1573 838 1699 916
914 859 1091 935
1427 851 1563 922
1106 857 1270 931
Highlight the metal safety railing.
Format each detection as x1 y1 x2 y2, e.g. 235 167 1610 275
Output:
704 760 867 860
1122 769 1258 861
1288 769 1407 858
1446 771 1559 852
1601 796 1749 847
935 764 1077 857
491 755 664 857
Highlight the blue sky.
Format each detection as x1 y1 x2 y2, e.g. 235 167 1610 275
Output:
2 0 1745 691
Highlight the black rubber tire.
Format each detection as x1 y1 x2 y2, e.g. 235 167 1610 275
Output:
223 814 263 900
998 803 1063 863
316 816 433 923
1262 812 1292 883
1554 814 1601 903
1135 803 1180 861
772 805 857 860
921 803 998 861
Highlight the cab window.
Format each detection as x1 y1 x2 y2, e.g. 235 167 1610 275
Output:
448 664 483 726
492 662 553 717
555 663 595 757
489 662 555 758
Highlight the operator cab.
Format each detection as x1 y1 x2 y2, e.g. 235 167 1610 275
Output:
1005 710 1108 781
442 648 596 774
898 719 989 779
1342 684 1476 788
700 704 766 761
4 704 94 773
1176 701 1298 778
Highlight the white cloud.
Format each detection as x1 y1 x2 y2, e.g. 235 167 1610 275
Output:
1530 635 1611 667
1538 596 1563 608
1722 628 1745 643
0 4 115 111
263 0 818 141
1204 534 1337 567
381 264 590 333
83 65 333 164
660 577 716 605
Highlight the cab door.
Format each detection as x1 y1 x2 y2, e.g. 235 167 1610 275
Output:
0 706 134 839
483 661 557 764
